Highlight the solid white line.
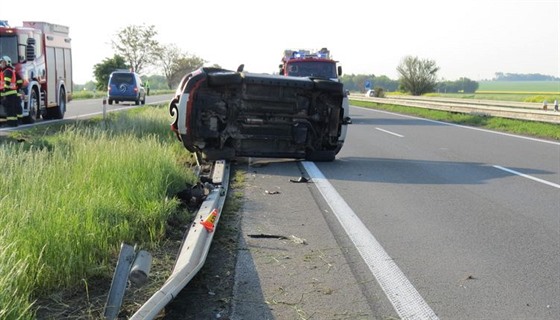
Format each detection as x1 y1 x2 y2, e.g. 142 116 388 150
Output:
302 161 439 320
376 127 404 137
493 165 560 189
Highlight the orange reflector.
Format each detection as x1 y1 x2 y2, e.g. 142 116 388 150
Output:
200 209 219 232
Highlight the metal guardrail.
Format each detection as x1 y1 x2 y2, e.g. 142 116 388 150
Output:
129 159 230 319
351 95 560 124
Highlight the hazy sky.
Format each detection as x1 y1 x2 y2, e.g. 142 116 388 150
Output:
7 0 560 84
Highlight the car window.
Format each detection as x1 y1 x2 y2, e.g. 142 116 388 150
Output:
111 73 134 84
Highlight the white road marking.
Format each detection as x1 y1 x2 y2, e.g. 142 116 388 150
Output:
376 127 404 137
493 165 560 189
302 161 439 320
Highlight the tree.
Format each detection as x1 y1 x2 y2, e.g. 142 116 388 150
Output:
457 77 479 93
158 43 206 89
436 77 479 93
159 44 182 89
397 56 439 95
92 55 128 91
111 24 160 75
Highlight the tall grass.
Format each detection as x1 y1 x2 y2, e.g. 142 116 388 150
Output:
0 106 197 319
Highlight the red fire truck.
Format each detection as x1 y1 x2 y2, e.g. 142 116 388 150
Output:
279 48 342 80
0 20 72 124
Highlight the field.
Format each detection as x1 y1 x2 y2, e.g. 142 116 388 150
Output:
420 81 559 102
477 81 560 94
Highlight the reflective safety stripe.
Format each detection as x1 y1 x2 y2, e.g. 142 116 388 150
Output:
1 90 17 96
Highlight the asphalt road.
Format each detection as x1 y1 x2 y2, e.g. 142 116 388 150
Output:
231 105 559 319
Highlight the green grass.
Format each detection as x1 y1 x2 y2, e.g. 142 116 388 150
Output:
350 100 560 141
0 106 197 319
388 80 560 102
478 81 560 93
422 92 560 103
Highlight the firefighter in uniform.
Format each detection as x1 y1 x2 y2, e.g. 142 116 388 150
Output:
0 56 19 127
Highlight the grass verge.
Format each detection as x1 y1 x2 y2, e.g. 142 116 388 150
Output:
350 100 560 141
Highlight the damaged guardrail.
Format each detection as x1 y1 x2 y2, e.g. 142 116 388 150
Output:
104 244 152 319
106 159 230 320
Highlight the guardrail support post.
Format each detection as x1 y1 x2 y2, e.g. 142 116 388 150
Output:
104 243 136 320
130 250 152 287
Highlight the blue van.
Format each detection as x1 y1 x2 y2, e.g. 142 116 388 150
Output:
107 71 146 105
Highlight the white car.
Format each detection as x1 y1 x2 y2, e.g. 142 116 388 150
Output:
365 89 375 97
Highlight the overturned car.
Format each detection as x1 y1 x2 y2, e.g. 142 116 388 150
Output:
169 67 351 162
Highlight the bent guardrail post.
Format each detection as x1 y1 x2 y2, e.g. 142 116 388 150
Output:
129 160 230 320
104 243 136 320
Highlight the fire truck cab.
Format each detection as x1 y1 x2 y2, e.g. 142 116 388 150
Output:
0 20 72 124
279 48 342 81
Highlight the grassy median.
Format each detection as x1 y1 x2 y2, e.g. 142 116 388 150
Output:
351 100 560 141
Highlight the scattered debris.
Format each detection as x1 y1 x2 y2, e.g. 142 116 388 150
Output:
248 234 289 240
176 182 212 210
290 176 309 183
246 234 307 245
290 235 307 245
457 274 477 288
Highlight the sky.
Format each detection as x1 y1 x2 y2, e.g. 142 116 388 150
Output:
6 0 559 84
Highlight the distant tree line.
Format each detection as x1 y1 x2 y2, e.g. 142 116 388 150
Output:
493 72 559 81
340 74 399 93
436 78 479 93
